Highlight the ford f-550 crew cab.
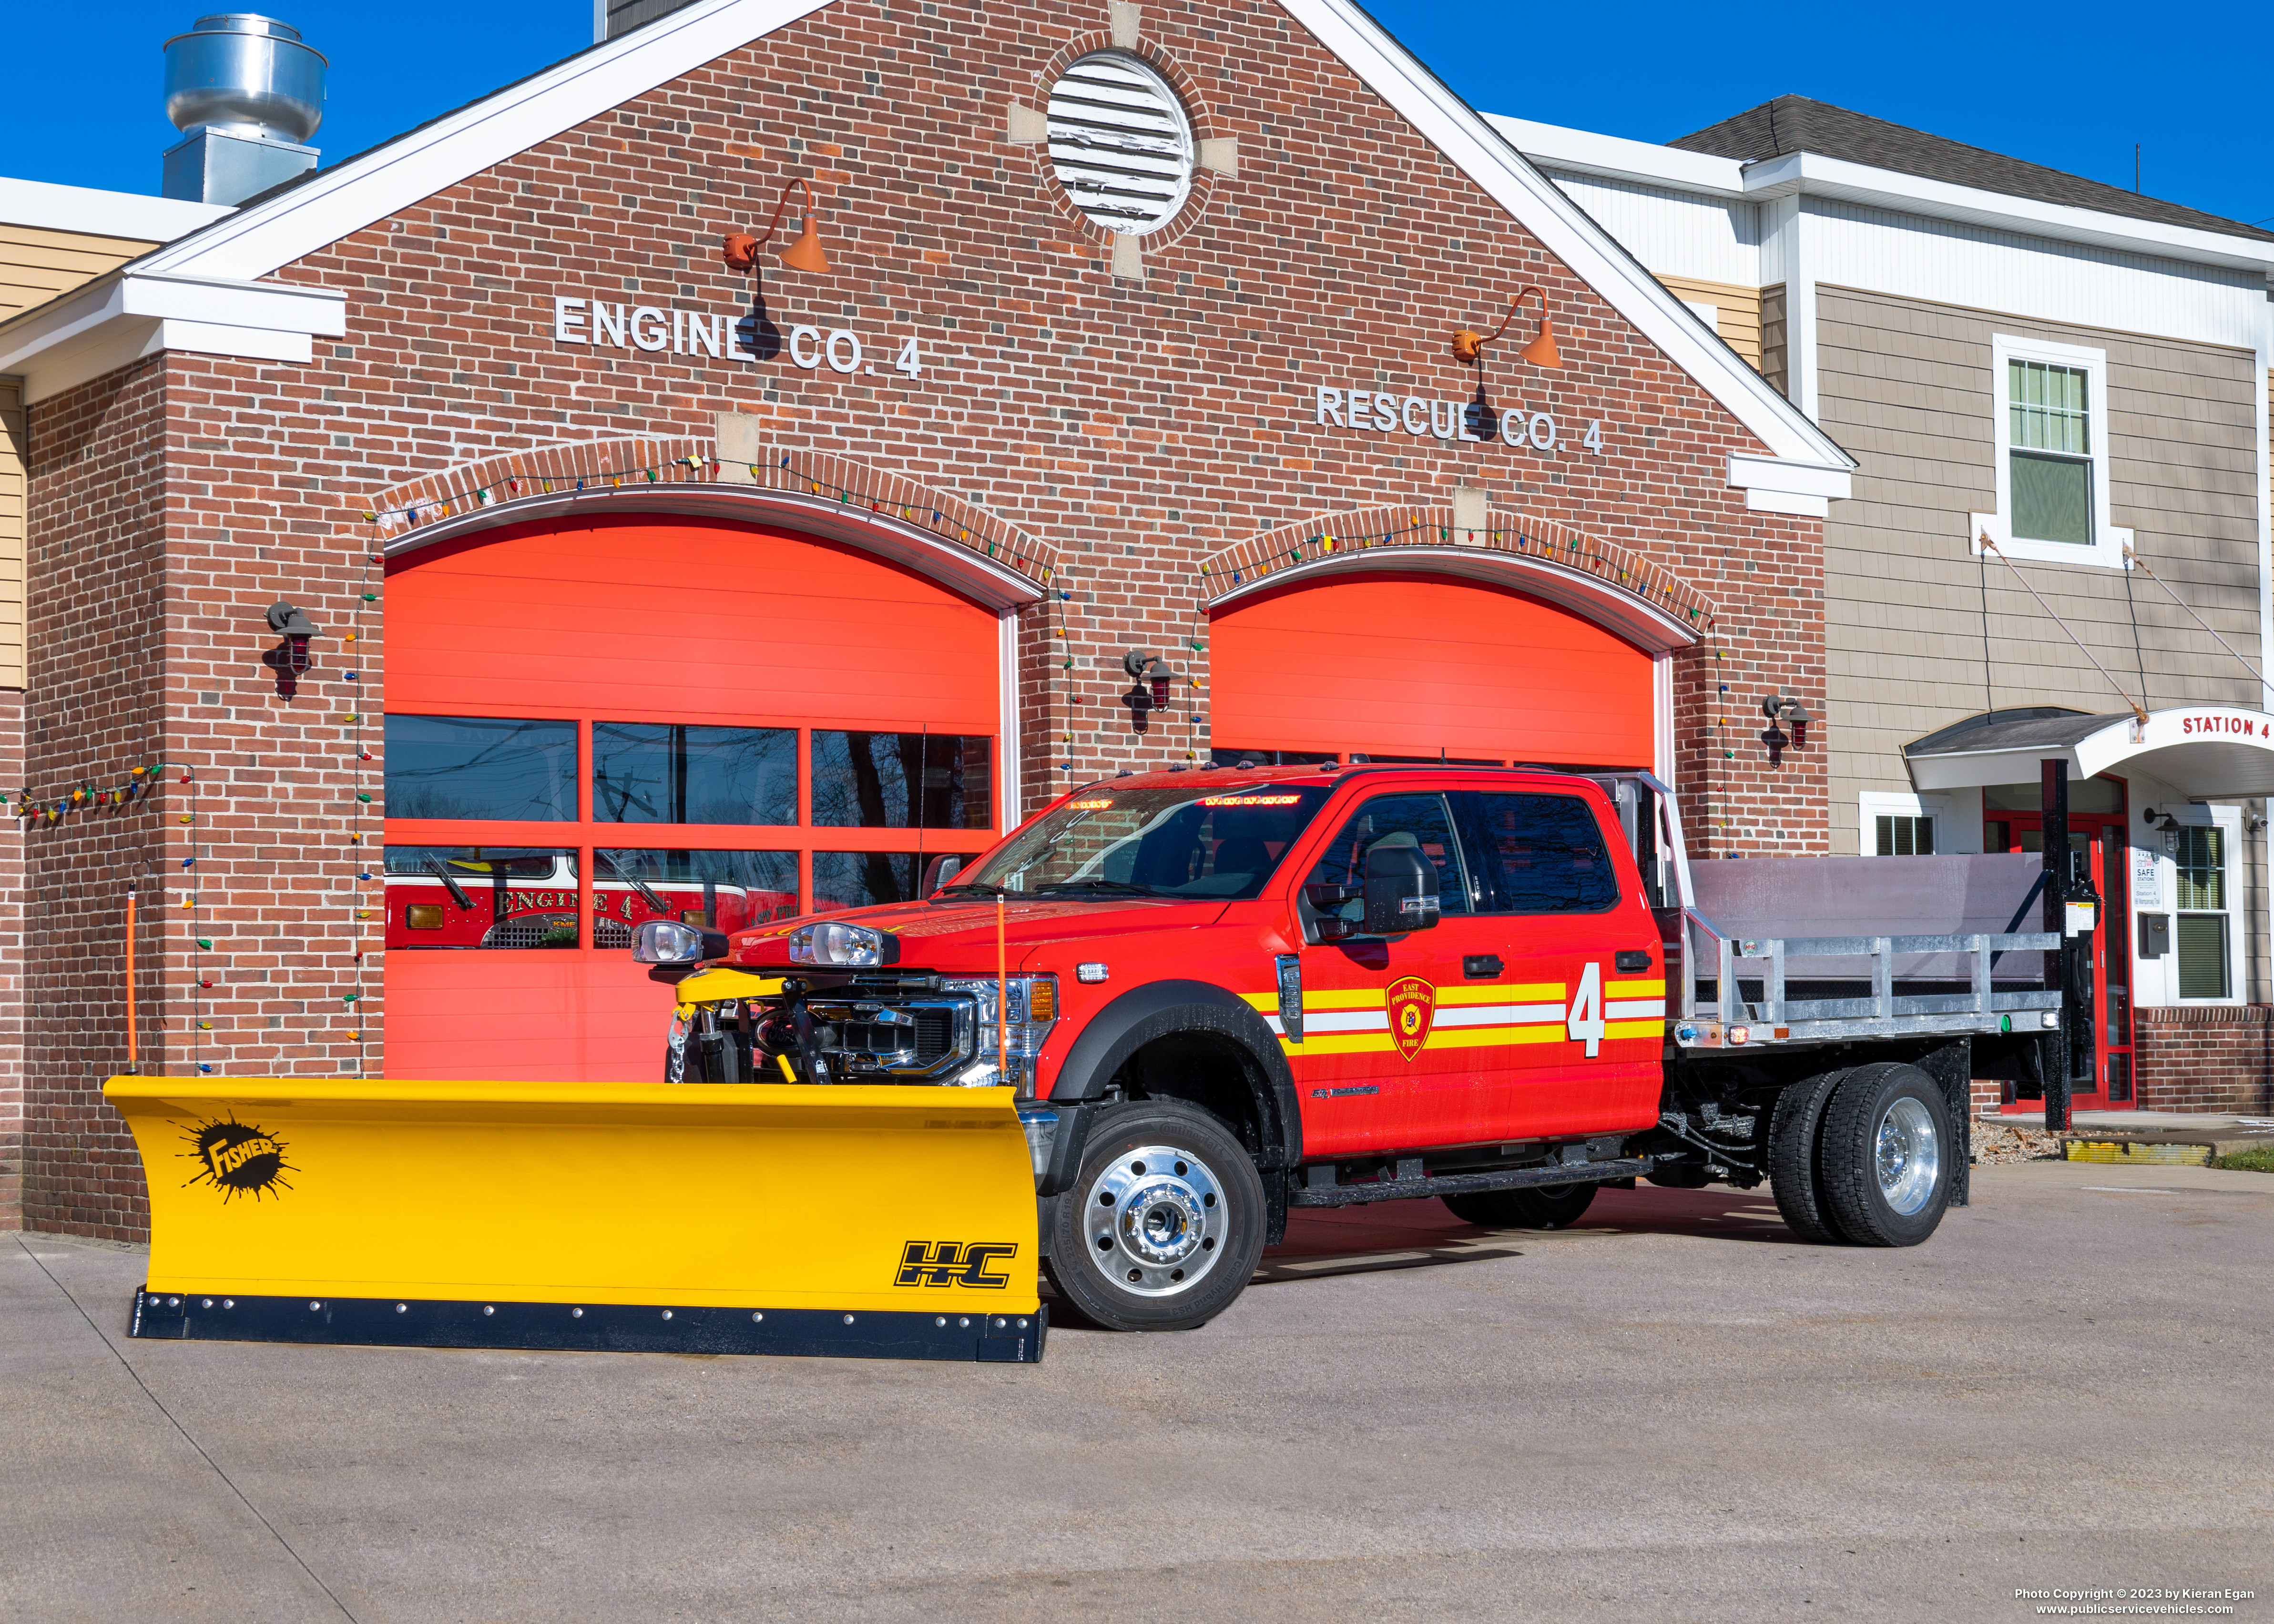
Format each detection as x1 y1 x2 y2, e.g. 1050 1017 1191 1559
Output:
635 763 2070 1332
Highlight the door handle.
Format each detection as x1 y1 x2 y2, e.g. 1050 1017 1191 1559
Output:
1615 950 1653 973
1462 954 1503 979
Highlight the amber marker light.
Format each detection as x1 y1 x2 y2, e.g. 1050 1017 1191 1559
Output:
1452 284 1562 369
722 177 832 275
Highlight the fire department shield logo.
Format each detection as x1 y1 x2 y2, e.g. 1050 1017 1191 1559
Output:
1385 976 1437 1063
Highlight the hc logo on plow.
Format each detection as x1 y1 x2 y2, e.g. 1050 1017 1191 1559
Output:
896 1240 1019 1289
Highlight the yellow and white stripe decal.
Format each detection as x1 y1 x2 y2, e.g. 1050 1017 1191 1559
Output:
1243 974 1665 1056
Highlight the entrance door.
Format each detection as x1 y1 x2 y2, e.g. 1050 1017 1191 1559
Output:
1982 808 2135 1109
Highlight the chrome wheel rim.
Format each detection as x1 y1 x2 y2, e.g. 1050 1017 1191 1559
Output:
1084 1143 1225 1297
1875 1096 1939 1216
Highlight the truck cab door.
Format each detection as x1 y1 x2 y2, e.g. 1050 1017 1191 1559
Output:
1456 788 1665 1138
1289 790 1504 1157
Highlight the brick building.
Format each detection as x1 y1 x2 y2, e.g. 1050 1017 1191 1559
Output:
0 0 1865 1236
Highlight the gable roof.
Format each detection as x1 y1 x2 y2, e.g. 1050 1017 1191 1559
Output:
6 0 1848 492
1672 96 2274 244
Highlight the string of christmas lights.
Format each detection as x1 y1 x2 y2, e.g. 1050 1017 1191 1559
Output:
12 762 163 823
1201 512 1709 626
367 450 1061 590
180 763 214 1074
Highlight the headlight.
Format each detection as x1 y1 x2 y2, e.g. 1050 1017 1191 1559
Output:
943 974 1060 1095
633 919 725 964
787 921 901 967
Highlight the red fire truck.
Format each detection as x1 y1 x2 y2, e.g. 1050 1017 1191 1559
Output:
636 765 2070 1333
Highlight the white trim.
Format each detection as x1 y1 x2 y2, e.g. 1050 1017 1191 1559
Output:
0 0 1851 497
1202 544 1701 655
1969 333 2132 572
2170 803 2246 1006
0 269 349 401
1652 653 1675 790
131 0 833 285
1859 790 1948 856
0 177 233 243
1284 0 1847 473
1491 117 2274 279
998 609 1022 831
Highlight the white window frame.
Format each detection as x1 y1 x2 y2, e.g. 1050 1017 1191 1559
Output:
1969 334 2131 571
2168 803 2243 1007
1859 791 1948 857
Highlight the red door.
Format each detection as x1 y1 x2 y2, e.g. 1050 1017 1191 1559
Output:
1983 801 2134 1110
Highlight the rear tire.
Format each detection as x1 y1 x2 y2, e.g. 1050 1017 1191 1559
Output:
1043 1100 1266 1332
1768 1068 1851 1244
1443 1181 1597 1230
1817 1062 1953 1247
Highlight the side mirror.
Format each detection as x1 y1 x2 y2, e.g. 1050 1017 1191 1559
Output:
923 854 964 894
1362 844 1440 934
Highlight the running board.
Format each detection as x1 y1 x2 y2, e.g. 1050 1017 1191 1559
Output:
1289 1157 1652 1209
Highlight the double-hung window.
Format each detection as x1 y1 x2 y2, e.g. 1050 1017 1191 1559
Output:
2172 824 2233 1000
1972 335 2129 570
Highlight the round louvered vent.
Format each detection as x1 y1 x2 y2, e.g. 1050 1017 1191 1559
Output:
1045 52 1194 235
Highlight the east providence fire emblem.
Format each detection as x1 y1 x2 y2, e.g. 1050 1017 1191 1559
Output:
1385 976 1437 1062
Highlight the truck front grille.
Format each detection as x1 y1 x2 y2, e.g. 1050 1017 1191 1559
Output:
809 997 974 1079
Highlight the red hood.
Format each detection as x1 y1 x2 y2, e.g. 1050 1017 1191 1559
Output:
729 895 1233 971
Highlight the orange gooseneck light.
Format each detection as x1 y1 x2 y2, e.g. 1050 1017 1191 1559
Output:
1453 284 1561 369
721 176 832 276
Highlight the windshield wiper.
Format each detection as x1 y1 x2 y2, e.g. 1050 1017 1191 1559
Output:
596 850 670 914
424 855 473 910
935 882 1018 900
1034 879 1164 897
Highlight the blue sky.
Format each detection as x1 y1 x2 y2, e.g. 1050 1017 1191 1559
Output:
10 1 2269 231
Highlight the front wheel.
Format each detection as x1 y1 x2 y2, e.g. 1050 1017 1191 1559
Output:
1044 1101 1266 1332
1444 1181 1597 1230
1817 1062 1953 1246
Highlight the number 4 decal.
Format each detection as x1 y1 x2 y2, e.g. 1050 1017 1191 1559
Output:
1567 962 1606 1057
896 337 921 378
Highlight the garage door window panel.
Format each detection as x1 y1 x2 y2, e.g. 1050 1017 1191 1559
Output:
593 724 795 825
598 848 800 936
812 731 992 830
386 846 581 949
385 716 577 821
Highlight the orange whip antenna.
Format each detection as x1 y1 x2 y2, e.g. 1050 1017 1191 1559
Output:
124 882 138 1073
997 892 1009 1086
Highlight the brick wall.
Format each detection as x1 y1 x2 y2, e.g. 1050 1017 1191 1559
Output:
2133 1005 2274 1115
19 0 1827 1235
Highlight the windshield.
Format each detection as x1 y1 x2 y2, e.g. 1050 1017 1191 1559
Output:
946 783 1335 901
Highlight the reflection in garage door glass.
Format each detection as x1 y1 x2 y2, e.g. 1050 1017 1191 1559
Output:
384 847 581 949
384 717 577 820
595 850 800 938
812 732 991 828
592 724 796 824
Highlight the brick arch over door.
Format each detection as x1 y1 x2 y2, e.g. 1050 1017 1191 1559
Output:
383 512 1007 1081
1208 568 1660 770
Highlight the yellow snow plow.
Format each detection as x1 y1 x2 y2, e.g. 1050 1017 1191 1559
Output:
104 1074 1045 1362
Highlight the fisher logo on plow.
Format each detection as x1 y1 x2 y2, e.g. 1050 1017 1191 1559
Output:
1386 976 1437 1062
181 1117 294 1201
895 1240 1019 1289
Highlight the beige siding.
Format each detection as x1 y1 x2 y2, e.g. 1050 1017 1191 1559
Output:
1654 274 1762 372
0 224 155 322
1818 285 2267 989
0 378 20 688
1760 284 1787 397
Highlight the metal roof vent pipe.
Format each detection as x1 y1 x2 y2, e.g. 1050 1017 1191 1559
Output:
161 14 326 205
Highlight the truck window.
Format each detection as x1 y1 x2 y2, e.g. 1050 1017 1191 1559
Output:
1303 794 1473 915
947 783 1334 900
1466 792 1620 914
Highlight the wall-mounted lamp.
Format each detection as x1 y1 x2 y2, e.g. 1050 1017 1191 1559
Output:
1452 285 1562 370
1121 650 1182 731
722 177 831 276
2142 807 2182 833
1758 692 1813 766
261 600 322 698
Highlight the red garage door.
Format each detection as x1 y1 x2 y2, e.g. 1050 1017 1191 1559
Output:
384 515 1002 1081
1209 571 1656 767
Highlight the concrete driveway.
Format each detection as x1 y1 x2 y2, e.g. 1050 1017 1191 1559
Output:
5 1162 2270 1624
